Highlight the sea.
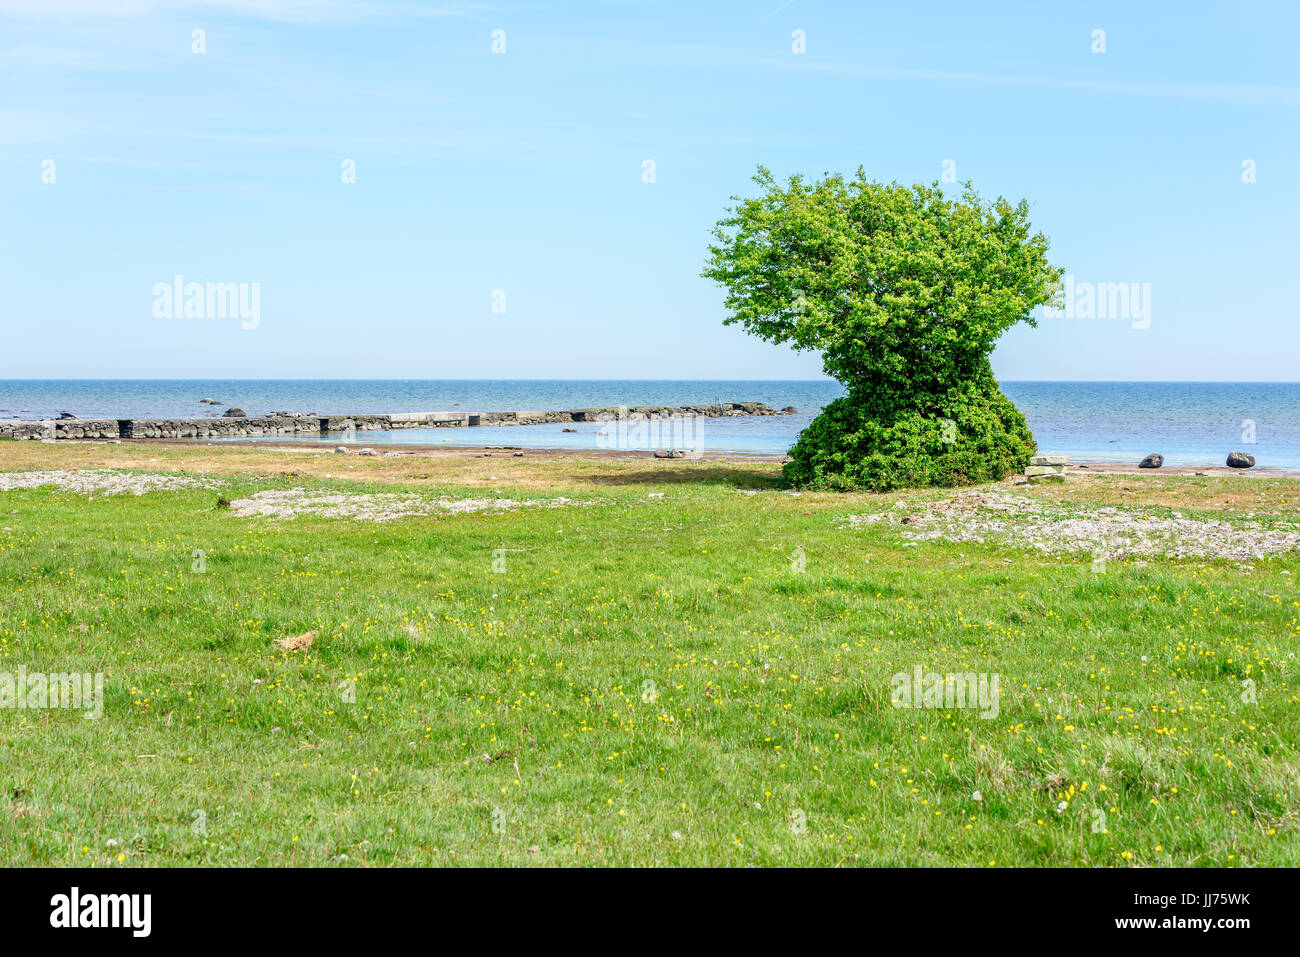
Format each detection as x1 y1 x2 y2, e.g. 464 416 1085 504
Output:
1 380 1297 469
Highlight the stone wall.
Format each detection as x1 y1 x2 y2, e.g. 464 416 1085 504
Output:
124 416 327 439
0 419 122 440
0 403 794 441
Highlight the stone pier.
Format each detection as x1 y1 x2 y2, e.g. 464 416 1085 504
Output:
0 402 794 441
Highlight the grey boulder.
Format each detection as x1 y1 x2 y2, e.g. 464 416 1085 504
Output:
1226 451 1255 469
1139 453 1164 469
222 407 246 417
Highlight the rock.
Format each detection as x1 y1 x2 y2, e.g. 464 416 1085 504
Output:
199 398 217 404
334 447 349 454
562 428 577 433
222 407 246 417
1226 451 1255 469
653 449 685 459
57 411 78 420
356 448 377 456
513 452 524 457
781 406 798 414
1025 465 1066 477
1139 453 1164 469
1030 454 1068 466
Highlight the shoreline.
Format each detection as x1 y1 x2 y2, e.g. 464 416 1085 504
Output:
11 435 1296 477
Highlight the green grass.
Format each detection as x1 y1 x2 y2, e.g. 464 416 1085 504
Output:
1 448 1298 866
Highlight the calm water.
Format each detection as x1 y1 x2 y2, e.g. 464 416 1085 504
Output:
1 380 1297 467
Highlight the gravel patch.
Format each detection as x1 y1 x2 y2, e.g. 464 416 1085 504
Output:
0 469 219 496
847 490 1300 562
230 487 595 522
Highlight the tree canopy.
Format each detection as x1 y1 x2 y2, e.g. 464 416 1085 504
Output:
703 166 1062 490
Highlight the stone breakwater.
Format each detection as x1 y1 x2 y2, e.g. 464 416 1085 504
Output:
0 402 792 440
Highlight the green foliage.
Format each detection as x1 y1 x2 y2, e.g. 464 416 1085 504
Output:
786 365 1036 491
703 166 1062 490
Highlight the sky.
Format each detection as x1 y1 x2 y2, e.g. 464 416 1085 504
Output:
1 0 1297 381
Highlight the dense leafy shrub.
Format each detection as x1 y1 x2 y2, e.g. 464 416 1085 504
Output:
702 167 1061 490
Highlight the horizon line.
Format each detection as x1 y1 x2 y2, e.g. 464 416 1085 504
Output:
3 378 1300 385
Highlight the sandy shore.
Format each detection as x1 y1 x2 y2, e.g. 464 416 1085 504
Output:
84 436 783 462
1065 462 1300 478
52 436 1295 477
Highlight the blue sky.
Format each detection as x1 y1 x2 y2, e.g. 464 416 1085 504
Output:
1 0 1297 380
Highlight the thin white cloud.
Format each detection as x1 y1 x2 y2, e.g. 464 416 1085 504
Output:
195 0 485 22
0 107 89 143
0 42 119 69
799 60 1300 108
0 0 485 22
0 0 153 12
757 0 796 24
542 36 1300 109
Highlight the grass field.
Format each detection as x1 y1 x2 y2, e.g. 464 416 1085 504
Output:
2 441 1298 866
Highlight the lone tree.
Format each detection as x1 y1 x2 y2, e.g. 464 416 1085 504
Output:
703 167 1062 491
